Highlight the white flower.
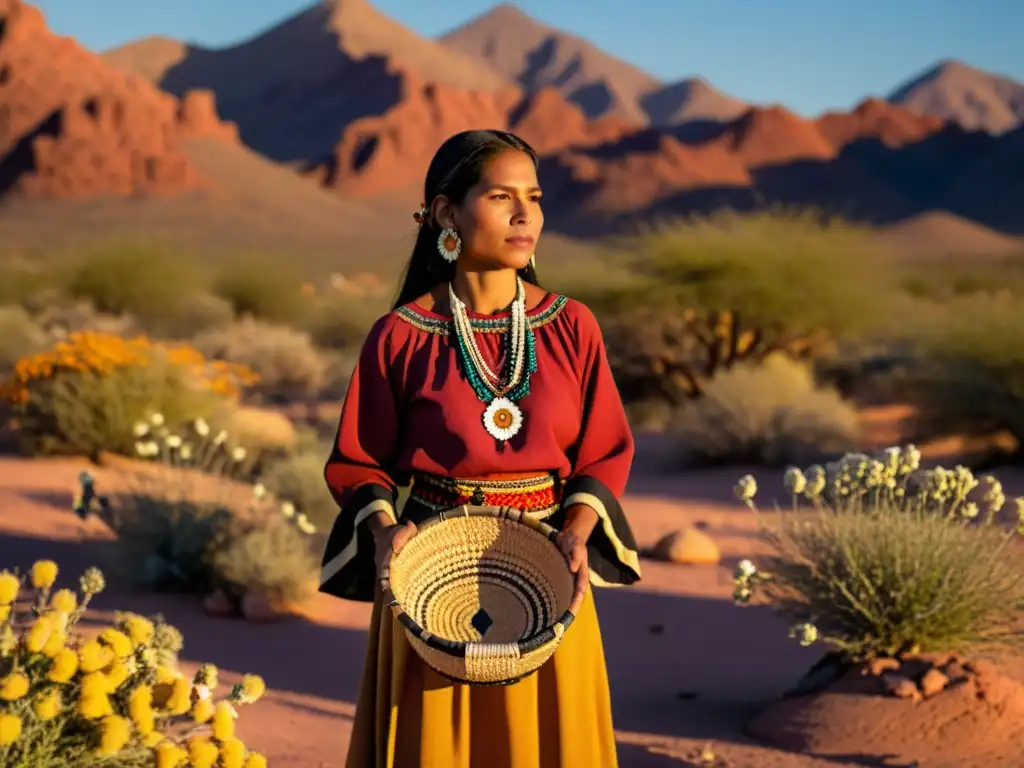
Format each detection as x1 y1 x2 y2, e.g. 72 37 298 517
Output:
231 446 247 462
788 622 819 647
296 513 316 535
482 397 523 442
280 501 296 519
134 441 159 457
194 684 211 701
783 467 807 495
733 474 757 502
194 417 210 437
149 413 164 427
736 559 757 579
132 421 149 437
179 444 193 461
252 483 267 500
213 430 228 446
961 502 979 520
165 435 183 449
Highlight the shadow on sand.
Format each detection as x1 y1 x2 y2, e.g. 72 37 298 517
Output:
0 522 900 766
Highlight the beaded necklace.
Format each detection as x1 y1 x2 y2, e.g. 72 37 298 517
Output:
449 278 537 443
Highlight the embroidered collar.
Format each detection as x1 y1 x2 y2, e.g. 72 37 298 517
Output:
394 294 568 335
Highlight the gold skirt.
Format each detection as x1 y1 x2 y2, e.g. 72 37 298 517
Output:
345 586 619 768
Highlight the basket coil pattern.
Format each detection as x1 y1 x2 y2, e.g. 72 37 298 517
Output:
381 505 576 686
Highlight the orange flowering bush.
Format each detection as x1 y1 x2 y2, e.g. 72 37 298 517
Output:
0 559 268 767
0 332 259 459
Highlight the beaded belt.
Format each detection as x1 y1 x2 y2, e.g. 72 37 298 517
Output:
409 473 560 517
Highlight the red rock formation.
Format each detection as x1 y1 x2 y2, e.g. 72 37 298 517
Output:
815 98 947 149
715 105 836 167
0 0 237 199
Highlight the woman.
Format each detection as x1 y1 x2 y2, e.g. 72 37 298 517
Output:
320 129 641 768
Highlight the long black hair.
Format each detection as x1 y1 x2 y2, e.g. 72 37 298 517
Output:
391 130 543 310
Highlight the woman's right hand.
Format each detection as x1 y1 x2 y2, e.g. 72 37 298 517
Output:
371 517 417 574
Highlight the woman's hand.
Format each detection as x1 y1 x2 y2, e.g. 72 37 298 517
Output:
371 517 417 574
555 528 589 613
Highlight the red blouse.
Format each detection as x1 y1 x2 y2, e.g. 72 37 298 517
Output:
320 292 642 601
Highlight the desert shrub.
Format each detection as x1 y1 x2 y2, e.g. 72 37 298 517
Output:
0 266 52 309
0 559 268 767
0 331 258 459
733 447 1024 659
76 420 319 604
33 301 140 340
304 295 383 351
262 439 337 532
65 245 206 325
671 354 858 466
569 211 888 339
212 262 307 325
902 295 1024 449
142 292 236 341
0 306 49 374
192 318 328 402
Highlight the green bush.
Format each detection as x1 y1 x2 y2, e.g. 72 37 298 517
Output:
734 447 1024 659
142 291 235 340
671 354 858 466
64 245 206 324
15 357 226 460
903 295 1024 448
567 211 888 339
192 318 328 401
305 295 384 350
0 306 49 373
213 522 318 605
212 262 308 324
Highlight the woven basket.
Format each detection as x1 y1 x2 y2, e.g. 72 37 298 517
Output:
380 505 577 686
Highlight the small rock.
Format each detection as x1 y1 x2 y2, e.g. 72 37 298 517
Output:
652 527 720 565
882 673 922 701
202 590 236 618
865 657 901 676
919 668 949 698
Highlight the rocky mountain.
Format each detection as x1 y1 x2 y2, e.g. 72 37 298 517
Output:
101 0 511 162
438 4 747 125
888 59 1024 135
0 0 236 200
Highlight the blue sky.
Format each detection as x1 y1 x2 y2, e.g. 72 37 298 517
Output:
35 0 1021 116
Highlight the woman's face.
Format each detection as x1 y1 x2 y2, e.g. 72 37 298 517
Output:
439 149 544 271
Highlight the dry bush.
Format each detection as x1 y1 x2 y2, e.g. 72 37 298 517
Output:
262 439 338 532
76 418 319 604
142 292 236 341
212 262 308 325
734 448 1024 659
672 354 858 466
192 318 328 402
0 559 268 766
304 294 385 351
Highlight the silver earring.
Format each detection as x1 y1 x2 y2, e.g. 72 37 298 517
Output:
437 228 461 263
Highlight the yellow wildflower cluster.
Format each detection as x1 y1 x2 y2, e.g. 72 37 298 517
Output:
0 331 260 405
0 559 269 767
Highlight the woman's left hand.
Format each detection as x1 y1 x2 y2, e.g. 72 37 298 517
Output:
555 529 589 613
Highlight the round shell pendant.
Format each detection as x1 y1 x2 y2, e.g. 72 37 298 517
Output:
483 397 523 442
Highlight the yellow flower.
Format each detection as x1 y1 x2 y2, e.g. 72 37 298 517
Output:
78 693 113 720
0 672 29 701
99 628 133 658
129 685 155 735
166 676 192 715
143 729 165 748
104 660 131 691
96 715 131 756
187 736 220 768
192 697 215 724
239 674 266 703
155 666 176 685
219 737 246 768
34 689 62 720
50 588 77 614
0 605 10 622
23 616 53 653
79 639 114 673
48 648 78 682
155 742 187 768
41 629 67 658
122 615 154 647
30 560 58 590
211 701 236 741
0 714 21 745
80 671 113 698
0 571 19 604
243 753 268 768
